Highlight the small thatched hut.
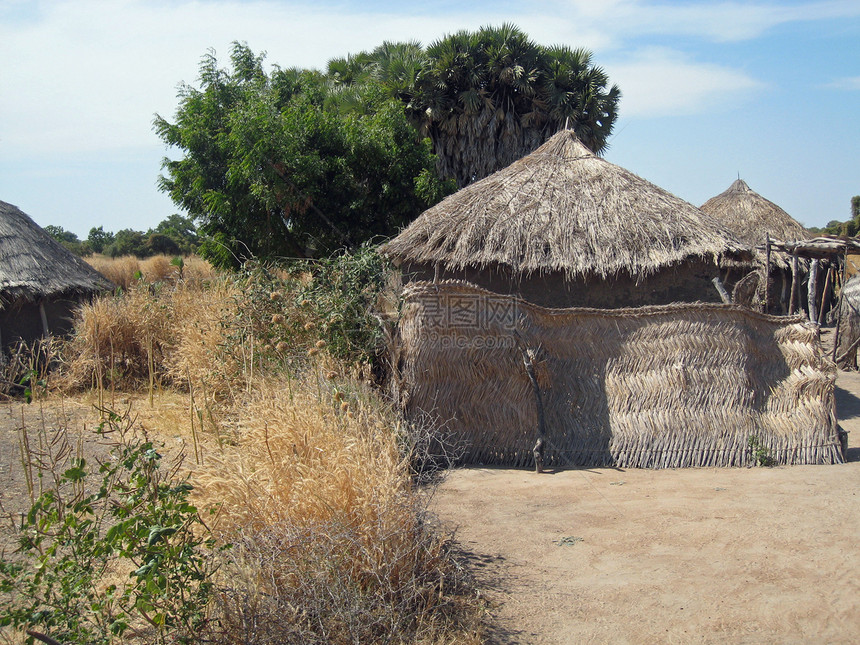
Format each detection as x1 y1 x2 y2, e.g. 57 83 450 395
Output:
0 200 112 350
701 179 811 248
383 130 754 308
701 179 814 314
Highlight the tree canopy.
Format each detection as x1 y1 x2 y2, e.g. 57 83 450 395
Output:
155 29 620 268
155 43 451 269
44 225 89 256
329 24 621 187
811 195 860 237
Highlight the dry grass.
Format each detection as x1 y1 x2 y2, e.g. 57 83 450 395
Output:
86 254 218 290
57 277 239 399
86 255 141 290
190 377 479 644
40 264 483 644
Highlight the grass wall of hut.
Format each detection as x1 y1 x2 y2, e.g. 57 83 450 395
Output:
396 281 842 468
402 259 733 309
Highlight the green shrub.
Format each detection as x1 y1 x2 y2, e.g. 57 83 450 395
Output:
0 408 220 645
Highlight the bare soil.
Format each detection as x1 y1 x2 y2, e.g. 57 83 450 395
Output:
431 370 860 644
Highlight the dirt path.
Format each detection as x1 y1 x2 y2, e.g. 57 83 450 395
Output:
432 371 860 644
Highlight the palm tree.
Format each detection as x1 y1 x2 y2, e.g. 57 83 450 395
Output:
411 24 620 187
541 46 620 155
322 25 621 188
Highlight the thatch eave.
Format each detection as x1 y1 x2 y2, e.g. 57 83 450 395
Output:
396 248 749 284
701 179 811 251
382 130 754 281
0 200 114 310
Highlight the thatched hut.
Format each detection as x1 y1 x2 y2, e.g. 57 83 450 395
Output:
700 179 814 314
383 130 755 308
385 134 841 469
700 179 811 248
0 200 112 350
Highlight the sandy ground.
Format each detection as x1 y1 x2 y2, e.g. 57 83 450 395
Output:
431 371 860 645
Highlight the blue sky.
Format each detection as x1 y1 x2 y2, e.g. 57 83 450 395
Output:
1 0 858 239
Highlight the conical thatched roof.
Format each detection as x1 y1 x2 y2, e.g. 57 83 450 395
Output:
0 200 113 307
382 130 751 280
700 179 811 246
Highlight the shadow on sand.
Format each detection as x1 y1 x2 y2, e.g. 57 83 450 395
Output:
835 384 860 462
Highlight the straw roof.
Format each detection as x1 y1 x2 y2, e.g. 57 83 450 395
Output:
700 179 811 247
0 200 112 307
382 130 751 280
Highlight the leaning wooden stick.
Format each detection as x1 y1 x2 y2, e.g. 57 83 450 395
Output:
520 347 546 473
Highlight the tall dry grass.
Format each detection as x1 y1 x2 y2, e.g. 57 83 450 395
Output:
86 254 218 290
51 261 483 644
58 279 231 394
192 377 478 644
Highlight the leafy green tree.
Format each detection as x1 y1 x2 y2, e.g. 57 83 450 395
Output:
151 214 199 253
155 42 450 269
106 229 147 258
88 225 115 254
147 233 182 255
44 225 90 256
820 196 860 236
44 224 78 244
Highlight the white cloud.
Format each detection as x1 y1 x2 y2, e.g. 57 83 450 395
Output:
0 0 850 156
824 76 860 90
0 0 497 155
605 47 764 117
555 0 860 43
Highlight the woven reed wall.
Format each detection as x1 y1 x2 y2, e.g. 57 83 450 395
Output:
836 274 860 369
397 281 842 468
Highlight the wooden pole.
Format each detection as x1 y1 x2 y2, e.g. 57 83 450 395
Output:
808 259 820 323
836 332 860 365
764 233 771 313
788 253 799 315
818 267 833 325
712 277 731 304
38 300 49 338
521 347 546 473
832 249 849 362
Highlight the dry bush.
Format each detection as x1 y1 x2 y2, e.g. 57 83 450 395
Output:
161 279 245 402
87 254 141 290
58 279 235 395
57 286 170 391
87 254 219 290
183 255 219 282
140 255 177 283
39 256 483 644
62 262 308 400
193 377 481 645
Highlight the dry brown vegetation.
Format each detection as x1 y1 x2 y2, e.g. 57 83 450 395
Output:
1 255 483 644
85 254 217 290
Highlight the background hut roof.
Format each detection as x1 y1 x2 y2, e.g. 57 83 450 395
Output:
700 179 811 247
382 130 751 280
0 200 113 307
